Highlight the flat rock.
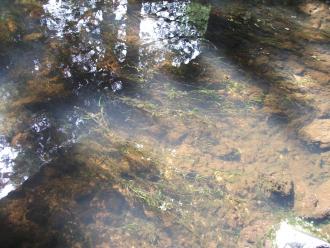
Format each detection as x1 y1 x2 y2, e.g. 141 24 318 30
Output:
299 119 330 149
295 180 330 221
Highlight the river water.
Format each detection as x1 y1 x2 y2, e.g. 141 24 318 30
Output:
0 0 329 247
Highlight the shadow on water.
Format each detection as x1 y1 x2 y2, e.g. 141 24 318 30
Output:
205 0 330 123
0 145 157 247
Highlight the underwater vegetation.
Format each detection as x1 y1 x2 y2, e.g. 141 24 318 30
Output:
0 0 329 247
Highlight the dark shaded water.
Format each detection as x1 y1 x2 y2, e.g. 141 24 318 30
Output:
0 0 330 247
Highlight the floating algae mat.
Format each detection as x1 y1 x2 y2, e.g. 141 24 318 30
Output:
0 0 330 247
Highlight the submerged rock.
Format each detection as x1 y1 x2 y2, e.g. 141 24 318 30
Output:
23 32 44 42
219 148 241 162
320 152 330 168
259 172 294 207
0 19 15 45
295 180 330 222
299 119 330 150
238 220 273 247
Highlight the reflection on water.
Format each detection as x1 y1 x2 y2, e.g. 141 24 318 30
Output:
43 0 74 38
43 0 105 75
0 136 19 199
43 0 103 38
42 0 209 75
139 0 209 67
112 0 128 63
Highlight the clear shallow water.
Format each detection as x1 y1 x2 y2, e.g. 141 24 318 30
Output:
0 0 329 247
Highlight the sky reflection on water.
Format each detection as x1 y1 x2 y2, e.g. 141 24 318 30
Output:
0 136 19 199
43 0 207 70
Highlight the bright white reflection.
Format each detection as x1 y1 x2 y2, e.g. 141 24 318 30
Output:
43 0 75 38
43 0 106 73
276 221 330 248
0 137 19 199
112 0 128 62
139 0 202 67
113 0 127 21
42 0 205 72
43 0 102 37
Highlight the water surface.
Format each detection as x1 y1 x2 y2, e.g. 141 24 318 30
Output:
0 0 330 247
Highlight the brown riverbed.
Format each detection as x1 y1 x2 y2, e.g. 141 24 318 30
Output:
0 0 329 247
